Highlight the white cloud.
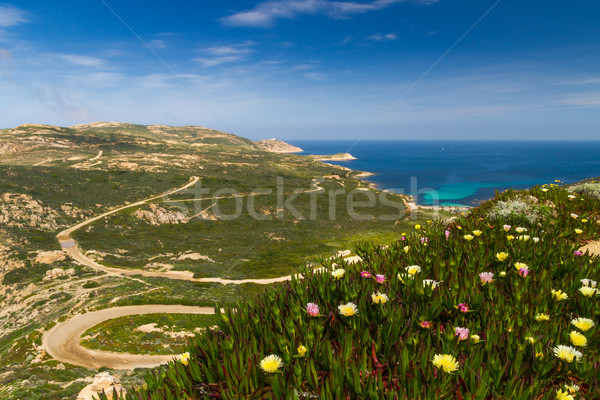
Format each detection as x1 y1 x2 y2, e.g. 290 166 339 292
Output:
34 84 95 120
0 4 28 28
195 55 243 67
54 54 107 68
222 0 438 27
367 33 397 41
303 72 326 80
556 92 600 108
149 39 167 49
195 43 255 67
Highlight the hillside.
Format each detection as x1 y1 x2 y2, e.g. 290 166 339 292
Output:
0 122 428 399
101 180 600 399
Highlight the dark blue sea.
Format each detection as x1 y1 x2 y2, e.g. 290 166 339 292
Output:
289 141 600 207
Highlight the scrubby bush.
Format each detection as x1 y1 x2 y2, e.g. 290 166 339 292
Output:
569 181 600 200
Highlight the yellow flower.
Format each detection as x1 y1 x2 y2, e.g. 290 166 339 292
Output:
422 279 441 289
518 235 530 242
463 234 474 241
526 336 535 344
401 232 407 236
581 218 588 223
506 235 515 241
331 268 345 280
404 245 410 253
495 252 509 262
578 286 598 297
405 265 421 276
541 188 549 192
260 354 283 373
575 229 583 234
470 334 481 344
499 271 507 277
472 230 482 236
297 345 308 357
431 354 459 373
179 352 190 366
338 302 358 317
415 224 421 230
371 291 389 304
515 227 527 233
514 262 528 271
569 331 587 347
535 313 550 322
553 345 582 363
571 317 595 332
556 389 575 400
551 289 568 301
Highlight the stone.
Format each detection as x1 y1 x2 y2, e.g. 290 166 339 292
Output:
77 372 127 400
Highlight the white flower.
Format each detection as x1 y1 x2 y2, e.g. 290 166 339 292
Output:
423 279 441 289
581 279 597 288
405 265 421 276
331 268 345 279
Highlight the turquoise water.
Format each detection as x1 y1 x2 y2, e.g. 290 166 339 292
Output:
290 141 600 206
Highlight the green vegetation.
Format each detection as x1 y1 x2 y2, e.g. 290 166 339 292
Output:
111 184 600 399
81 313 221 355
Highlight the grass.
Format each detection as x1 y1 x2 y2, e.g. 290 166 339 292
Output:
81 313 221 355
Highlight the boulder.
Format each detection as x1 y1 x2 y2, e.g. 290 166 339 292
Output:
77 372 127 400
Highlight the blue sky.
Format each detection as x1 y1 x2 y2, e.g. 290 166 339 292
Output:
1 1 599 140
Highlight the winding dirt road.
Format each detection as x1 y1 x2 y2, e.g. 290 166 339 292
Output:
42 305 214 369
56 175 295 285
44 176 301 369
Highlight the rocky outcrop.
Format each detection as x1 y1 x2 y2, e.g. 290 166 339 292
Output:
34 251 67 264
77 372 127 400
0 193 60 230
255 139 302 153
176 252 215 262
43 267 76 281
133 204 189 225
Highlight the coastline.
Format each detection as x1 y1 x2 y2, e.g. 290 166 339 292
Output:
304 148 472 211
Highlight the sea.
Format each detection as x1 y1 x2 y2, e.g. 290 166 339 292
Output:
289 141 600 207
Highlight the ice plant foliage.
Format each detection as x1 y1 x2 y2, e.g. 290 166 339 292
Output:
118 183 600 400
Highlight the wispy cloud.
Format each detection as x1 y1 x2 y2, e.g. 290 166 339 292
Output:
54 54 107 68
0 4 28 28
221 0 438 28
303 71 327 80
367 32 397 41
34 84 95 120
556 92 600 108
149 39 167 49
194 42 255 67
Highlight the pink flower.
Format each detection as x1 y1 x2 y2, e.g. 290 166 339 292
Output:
420 237 428 244
479 272 494 284
361 271 372 278
518 267 529 277
445 230 450 240
306 303 319 317
419 321 432 329
401 236 406 241
455 327 470 341
457 303 469 313
574 251 583 256
375 274 385 284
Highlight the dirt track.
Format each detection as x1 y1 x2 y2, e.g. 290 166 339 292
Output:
42 305 214 369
